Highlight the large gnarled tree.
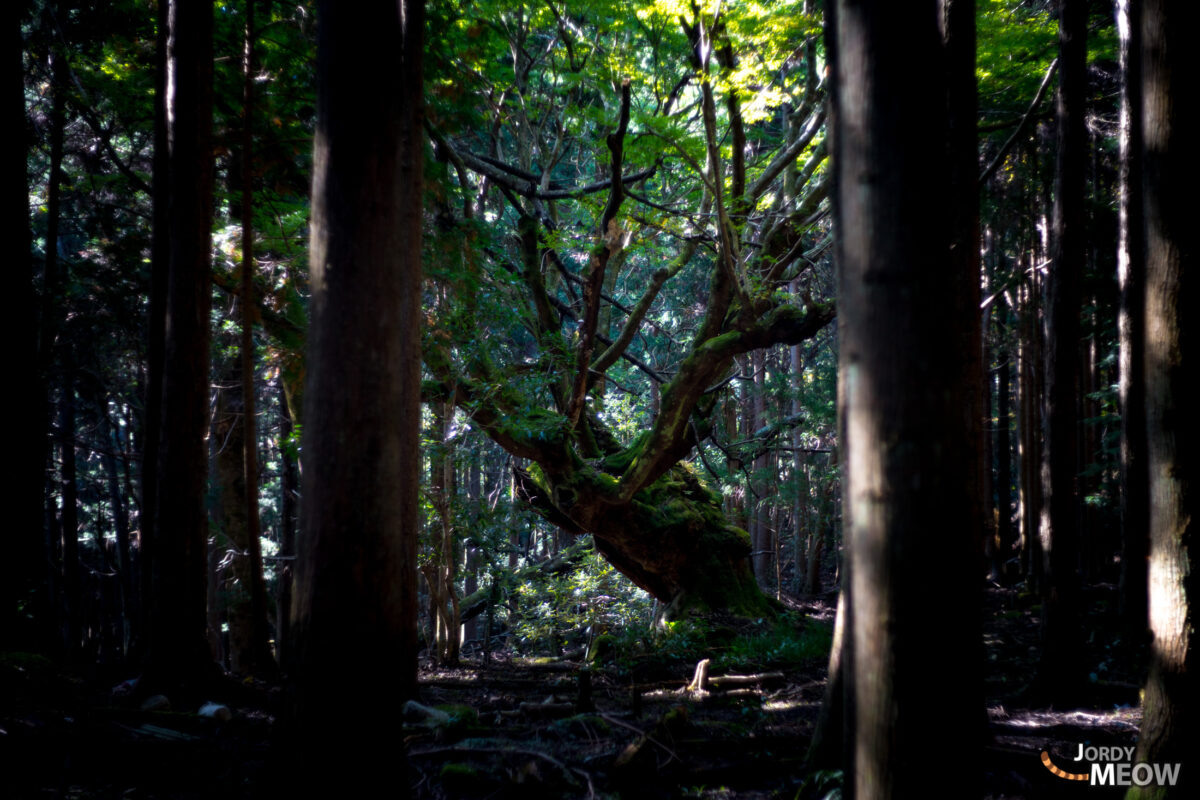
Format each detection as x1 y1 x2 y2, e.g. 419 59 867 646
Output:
424 0 834 617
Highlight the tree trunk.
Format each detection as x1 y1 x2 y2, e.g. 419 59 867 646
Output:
213 353 274 676
1116 0 1148 634
59 353 82 659
137 0 170 659
275 380 297 671
831 1 982 795
143 0 217 697
1035 0 1087 702
92 390 133 656
1128 1 1197 794
995 300 1014 581
8 0 45 652
288 0 425 791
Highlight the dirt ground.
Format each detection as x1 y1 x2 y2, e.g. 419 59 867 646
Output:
1 584 1148 798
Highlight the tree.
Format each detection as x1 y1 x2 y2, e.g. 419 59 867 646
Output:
424 0 833 617
287 0 424 789
7 0 41 653
1128 0 1197 795
831 0 981 795
1115 0 1148 633
142 0 217 696
1034 0 1087 702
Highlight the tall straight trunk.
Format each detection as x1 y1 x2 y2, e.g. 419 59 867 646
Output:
275 380 297 671
995 300 1014 580
238 0 271 675
288 0 425 790
6 0 42 651
463 449 481 644
832 2 981 796
1035 0 1087 701
1116 0 1148 634
144 0 216 696
754 350 771 588
214 0 274 678
943 0 985 592
137 0 170 658
1018 257 1044 586
59 354 82 659
38 18 65 377
93 392 133 655
1128 1 1197 794
213 354 274 675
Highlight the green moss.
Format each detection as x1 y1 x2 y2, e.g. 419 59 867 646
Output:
435 704 479 725
439 762 487 793
601 431 649 474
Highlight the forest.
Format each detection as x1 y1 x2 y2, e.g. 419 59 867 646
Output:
3 0 1194 798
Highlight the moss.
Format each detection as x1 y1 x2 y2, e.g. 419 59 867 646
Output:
587 633 617 664
601 431 649 475
438 762 488 794
435 704 480 725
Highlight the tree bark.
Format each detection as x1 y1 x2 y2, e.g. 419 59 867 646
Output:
832 1 982 796
59 352 82 659
275 380 297 671
1128 1 1197 794
143 0 217 697
6 0 42 653
1116 0 1148 634
137 0 170 660
288 0 425 791
1035 0 1087 702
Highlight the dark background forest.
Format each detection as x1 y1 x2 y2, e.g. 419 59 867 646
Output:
3 0 1194 798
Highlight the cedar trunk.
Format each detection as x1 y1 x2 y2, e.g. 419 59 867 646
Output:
288 0 425 790
1129 1 1198 794
1035 0 1087 701
144 0 216 695
832 1 982 795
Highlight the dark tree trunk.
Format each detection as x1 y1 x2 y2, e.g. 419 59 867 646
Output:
831 1 982 796
995 301 1014 581
143 0 217 697
213 355 274 676
137 0 170 661
59 354 82 659
92 390 133 655
7 0 45 652
1116 0 1149 634
213 2 275 678
275 380 297 671
1035 0 1088 702
1129 1 1198 793
288 0 425 790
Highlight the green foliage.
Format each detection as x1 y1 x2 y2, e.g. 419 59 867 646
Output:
510 545 653 656
794 769 843 800
604 612 832 677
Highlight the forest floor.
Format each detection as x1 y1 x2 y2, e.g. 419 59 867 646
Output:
1 583 1149 799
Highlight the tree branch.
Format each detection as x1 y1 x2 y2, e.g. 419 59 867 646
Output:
979 58 1058 185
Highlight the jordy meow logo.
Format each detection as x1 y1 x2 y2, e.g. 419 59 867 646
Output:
1041 745 1182 787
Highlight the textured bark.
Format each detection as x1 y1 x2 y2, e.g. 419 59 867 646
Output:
832 1 982 796
1035 0 1087 701
137 0 170 659
59 355 82 659
995 300 1014 580
1128 1 1197 795
288 0 424 790
213 359 274 676
6 0 41 651
274 381 297 672
91 390 133 654
143 0 217 696
1116 0 1148 633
